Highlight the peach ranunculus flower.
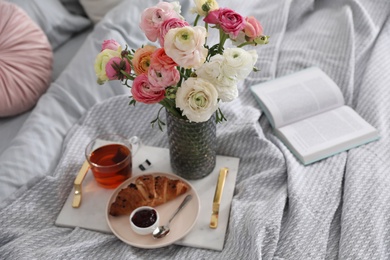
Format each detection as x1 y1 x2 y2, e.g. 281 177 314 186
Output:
131 73 166 104
139 1 183 42
164 26 208 69
150 48 177 70
191 0 219 17
132 45 157 75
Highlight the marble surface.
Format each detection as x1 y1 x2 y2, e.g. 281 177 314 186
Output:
55 145 239 251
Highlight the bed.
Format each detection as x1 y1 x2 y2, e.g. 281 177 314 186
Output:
1 0 389 259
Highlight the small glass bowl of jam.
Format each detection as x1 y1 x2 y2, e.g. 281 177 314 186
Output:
129 206 159 235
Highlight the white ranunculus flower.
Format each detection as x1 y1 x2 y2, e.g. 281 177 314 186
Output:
196 54 224 83
215 79 239 102
190 0 219 16
176 77 219 122
164 26 208 69
222 48 258 80
170 1 184 19
196 55 239 102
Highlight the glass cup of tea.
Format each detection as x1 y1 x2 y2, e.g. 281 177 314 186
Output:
85 134 141 189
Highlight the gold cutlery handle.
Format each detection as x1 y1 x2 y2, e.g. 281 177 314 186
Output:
72 160 90 208
210 167 228 229
210 214 219 229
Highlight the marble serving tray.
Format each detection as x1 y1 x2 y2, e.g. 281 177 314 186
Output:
55 145 239 251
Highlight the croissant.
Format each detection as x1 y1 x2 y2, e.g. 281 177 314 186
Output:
109 174 190 216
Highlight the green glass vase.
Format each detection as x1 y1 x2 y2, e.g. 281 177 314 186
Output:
166 110 216 179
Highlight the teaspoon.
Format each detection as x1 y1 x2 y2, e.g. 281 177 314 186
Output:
152 194 193 239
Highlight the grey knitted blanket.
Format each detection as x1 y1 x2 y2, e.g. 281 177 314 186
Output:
1 0 390 259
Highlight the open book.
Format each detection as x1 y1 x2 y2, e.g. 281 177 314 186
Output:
250 67 379 165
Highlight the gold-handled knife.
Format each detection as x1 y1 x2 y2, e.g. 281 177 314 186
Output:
210 167 229 229
72 160 90 208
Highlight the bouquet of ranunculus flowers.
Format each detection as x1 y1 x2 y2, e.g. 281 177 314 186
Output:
94 0 268 130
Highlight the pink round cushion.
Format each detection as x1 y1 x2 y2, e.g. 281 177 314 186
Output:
0 2 53 117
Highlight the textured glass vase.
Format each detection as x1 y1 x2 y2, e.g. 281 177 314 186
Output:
166 110 216 180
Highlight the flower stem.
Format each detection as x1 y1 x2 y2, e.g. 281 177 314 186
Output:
179 68 189 80
194 14 200 26
218 30 228 54
159 98 182 118
237 41 257 48
121 70 135 80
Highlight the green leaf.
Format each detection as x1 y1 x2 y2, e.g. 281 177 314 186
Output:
128 98 137 106
215 108 227 124
150 106 166 132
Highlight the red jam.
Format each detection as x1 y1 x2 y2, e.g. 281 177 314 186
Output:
131 209 157 228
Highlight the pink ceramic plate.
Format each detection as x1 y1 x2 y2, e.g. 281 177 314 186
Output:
106 172 200 249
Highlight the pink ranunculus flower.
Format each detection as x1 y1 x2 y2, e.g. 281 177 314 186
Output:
101 39 121 51
244 16 263 41
147 65 180 90
159 18 189 47
105 57 131 80
204 8 245 39
94 48 122 84
139 2 183 42
150 48 177 70
131 73 166 104
164 26 208 69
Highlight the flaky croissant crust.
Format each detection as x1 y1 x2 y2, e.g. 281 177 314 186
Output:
109 174 190 216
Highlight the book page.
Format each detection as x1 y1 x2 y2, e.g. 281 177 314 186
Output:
251 67 345 128
276 106 379 164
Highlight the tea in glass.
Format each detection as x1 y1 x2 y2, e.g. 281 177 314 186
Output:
85 134 138 189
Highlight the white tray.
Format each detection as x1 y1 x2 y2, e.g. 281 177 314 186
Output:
55 145 239 251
